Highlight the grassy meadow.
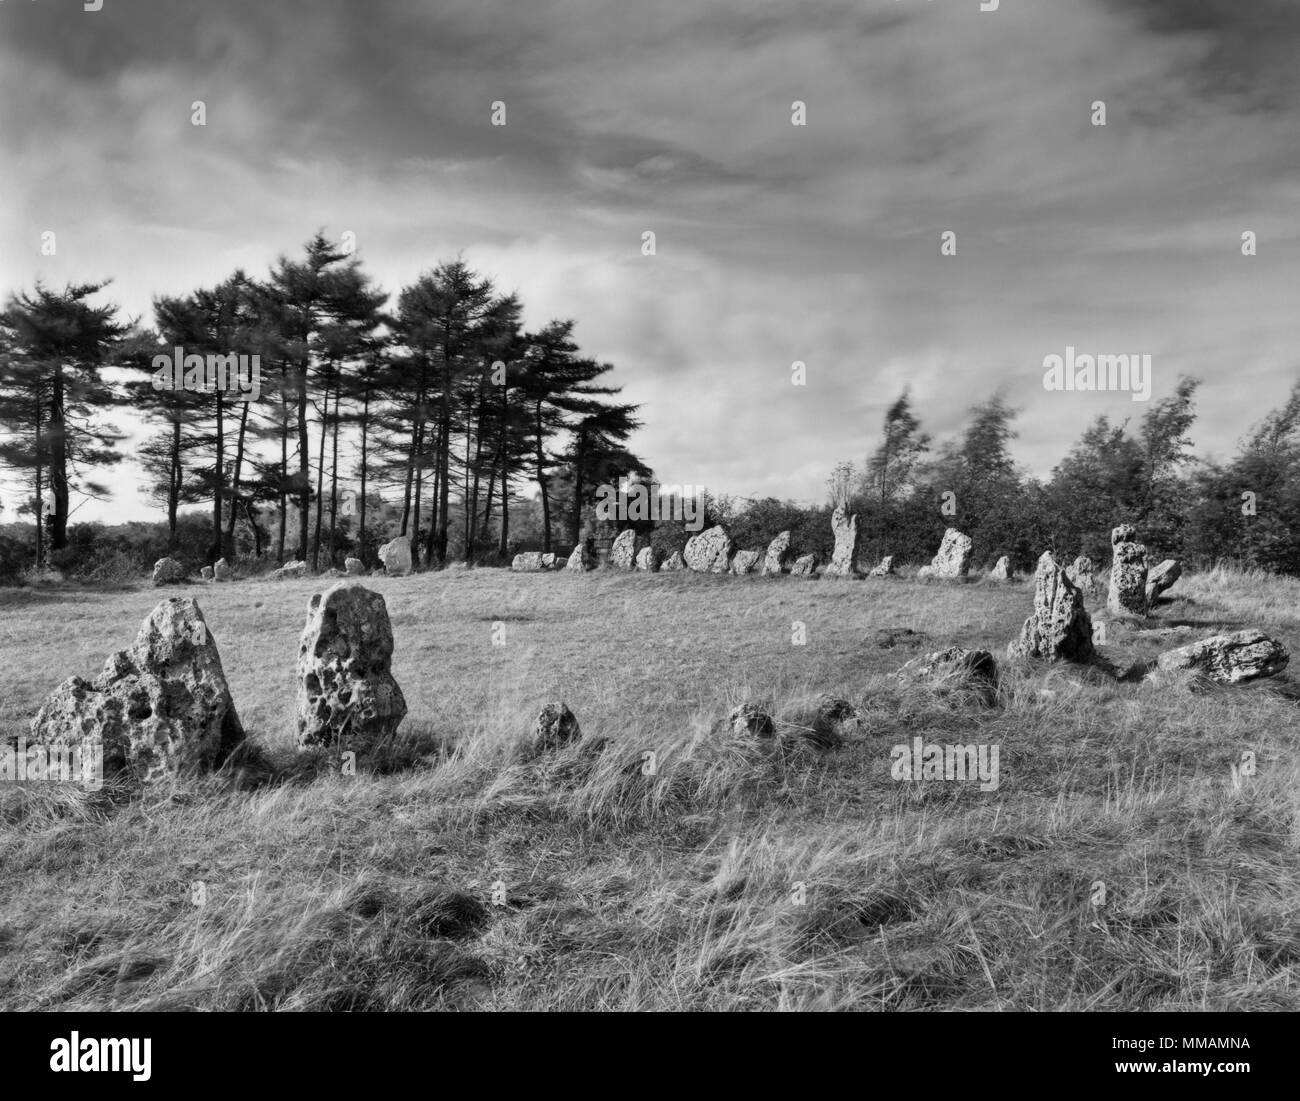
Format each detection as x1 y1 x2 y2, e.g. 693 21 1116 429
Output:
1 564 1298 1011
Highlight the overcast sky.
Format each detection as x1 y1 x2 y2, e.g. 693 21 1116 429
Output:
2 0 1298 523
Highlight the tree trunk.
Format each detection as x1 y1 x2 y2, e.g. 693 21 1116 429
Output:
312 378 329 570
327 386 341 563
296 363 310 561
49 368 68 551
223 403 249 560
535 402 551 553
358 386 370 561
211 393 225 564
277 391 288 562
435 321 452 565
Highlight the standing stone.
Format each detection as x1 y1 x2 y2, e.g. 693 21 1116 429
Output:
1154 629 1288 684
200 566 214 581
273 560 309 581
531 702 581 753
868 555 895 578
824 506 863 579
512 552 549 572
30 598 244 783
610 529 640 570
296 583 406 753
762 531 793 576
378 535 412 577
683 526 733 573
214 558 233 582
152 557 187 586
1067 555 1096 597
1008 552 1095 662
541 553 558 570
730 549 761 575
790 554 818 577
635 546 661 572
566 541 596 571
927 529 973 579
345 557 365 577
1108 525 1148 617
1146 559 1182 604
661 550 686 571
988 556 1013 582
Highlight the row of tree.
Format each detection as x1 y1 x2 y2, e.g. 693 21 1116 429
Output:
0 233 652 570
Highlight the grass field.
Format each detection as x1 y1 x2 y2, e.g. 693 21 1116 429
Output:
1 564 1299 1011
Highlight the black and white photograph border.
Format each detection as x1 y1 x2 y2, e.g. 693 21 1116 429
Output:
0 0 1297 1054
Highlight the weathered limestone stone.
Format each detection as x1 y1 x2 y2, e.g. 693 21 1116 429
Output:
684 525 733 573
894 647 998 704
1155 630 1289 684
200 566 214 581
378 535 412 577
762 531 792 576
725 703 774 738
345 557 365 577
868 555 895 578
927 528 973 579
30 598 244 783
531 702 581 754
988 556 1013 582
661 550 686 571
152 557 186 586
790 554 818 577
635 546 661 572
824 506 863 579
213 558 233 582
1108 525 1148 617
1008 552 1095 662
566 541 596 571
273 560 309 581
296 583 406 753
610 529 640 570
730 549 761 575
1066 555 1096 597
512 552 549 572
916 565 934 580
1146 559 1182 604
541 553 558 570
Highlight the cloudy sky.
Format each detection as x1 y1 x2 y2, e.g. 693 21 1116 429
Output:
2 0 1298 523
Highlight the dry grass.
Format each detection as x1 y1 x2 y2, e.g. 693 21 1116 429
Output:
0 565 1298 1010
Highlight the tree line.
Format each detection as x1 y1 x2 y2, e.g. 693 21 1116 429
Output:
0 232 651 572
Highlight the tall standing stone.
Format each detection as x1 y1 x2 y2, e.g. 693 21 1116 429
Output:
1008 552 1095 662
296 583 407 754
927 529 973 579
566 541 596 571
762 531 792 576
683 526 733 573
1146 559 1182 604
823 506 863 578
30 598 244 782
610 529 640 569
378 535 412 577
1067 555 1096 597
1108 525 1148 617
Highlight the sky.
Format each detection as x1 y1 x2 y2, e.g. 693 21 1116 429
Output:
2 0 1298 523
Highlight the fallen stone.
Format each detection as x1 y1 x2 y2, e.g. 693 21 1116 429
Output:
30 597 244 782
868 555 896 578
152 557 187 586
1146 559 1182 604
1154 629 1289 685
1008 551 1095 662
790 554 818 577
378 535 412 577
684 525 733 573
823 505 863 578
273 560 309 581
725 703 774 738
895 647 999 704
296 583 407 753
762 531 792 576
511 552 550 572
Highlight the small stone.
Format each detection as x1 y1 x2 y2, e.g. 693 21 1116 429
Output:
635 546 661 572
789 554 818 577
868 555 895 578
200 566 214 581
213 558 233 582
532 702 581 753
661 550 686 571
725 703 774 738
152 557 187 586
345 558 365 577
730 549 761 575
378 535 412 577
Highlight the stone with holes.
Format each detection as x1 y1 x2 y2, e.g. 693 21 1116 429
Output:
296 583 406 753
725 703 774 738
730 549 761 575
684 525 733 573
1154 629 1288 684
1108 525 1147 617
1008 552 1095 662
927 528 972 579
824 506 863 578
30 597 244 782
378 535 412 577
532 701 581 752
610 529 640 570
762 531 792 576
152 557 186 586
868 555 896 578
